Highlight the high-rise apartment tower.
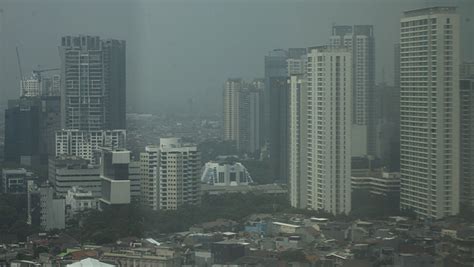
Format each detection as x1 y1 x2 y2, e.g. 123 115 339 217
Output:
399 7 460 219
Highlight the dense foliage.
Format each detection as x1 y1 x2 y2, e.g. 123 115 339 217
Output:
0 194 39 242
241 160 274 184
198 140 237 163
68 192 291 244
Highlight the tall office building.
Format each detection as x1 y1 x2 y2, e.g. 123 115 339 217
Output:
4 98 40 165
305 47 352 215
249 79 264 154
288 75 307 209
330 25 375 157
223 79 262 154
264 49 288 148
4 96 61 166
264 49 306 182
103 39 127 130
140 145 159 210
399 7 460 219
460 63 474 211
223 79 243 148
39 96 61 163
268 77 290 182
60 35 126 131
374 83 400 171
158 138 200 210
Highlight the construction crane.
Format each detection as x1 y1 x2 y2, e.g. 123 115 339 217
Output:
32 67 60 83
16 46 23 81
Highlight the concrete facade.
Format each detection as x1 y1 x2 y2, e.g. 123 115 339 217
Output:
399 7 460 219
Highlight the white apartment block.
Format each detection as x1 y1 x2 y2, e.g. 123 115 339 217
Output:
158 138 200 210
20 76 40 97
306 47 352 215
55 129 126 163
140 145 159 210
399 7 460 219
288 75 307 209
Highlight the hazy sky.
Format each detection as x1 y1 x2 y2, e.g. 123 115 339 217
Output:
1 0 473 114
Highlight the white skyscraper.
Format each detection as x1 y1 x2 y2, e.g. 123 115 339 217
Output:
399 7 460 219
288 75 307 209
140 145 159 210
249 79 264 153
158 138 200 210
223 79 242 144
305 47 352 215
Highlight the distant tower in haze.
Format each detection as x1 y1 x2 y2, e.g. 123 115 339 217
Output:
223 78 243 149
59 35 126 131
249 79 264 153
264 48 306 182
399 7 460 219
223 79 262 154
263 49 288 148
330 25 375 157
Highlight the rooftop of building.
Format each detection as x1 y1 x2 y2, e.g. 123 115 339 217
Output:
403 6 457 17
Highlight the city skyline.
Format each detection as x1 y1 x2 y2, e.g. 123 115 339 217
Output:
1 1 474 266
1 0 473 114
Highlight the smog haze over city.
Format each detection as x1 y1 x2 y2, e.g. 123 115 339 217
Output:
1 0 474 266
1 0 472 114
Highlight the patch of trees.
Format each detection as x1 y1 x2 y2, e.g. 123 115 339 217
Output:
198 140 237 163
0 194 39 242
241 160 273 184
68 192 290 244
